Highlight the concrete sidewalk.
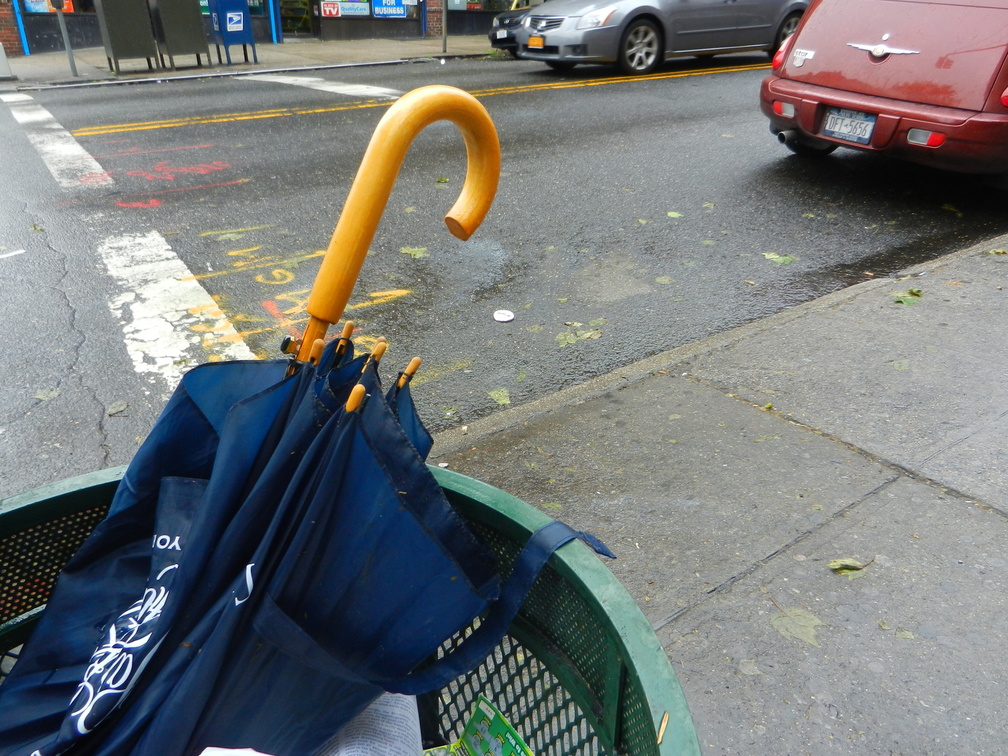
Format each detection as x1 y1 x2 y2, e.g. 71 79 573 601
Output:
2 34 495 88
6 30 1008 753
430 237 1008 754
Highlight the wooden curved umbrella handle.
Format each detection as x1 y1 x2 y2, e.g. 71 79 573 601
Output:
294 85 501 362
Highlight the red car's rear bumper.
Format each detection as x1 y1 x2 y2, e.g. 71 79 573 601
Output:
761 75 1008 174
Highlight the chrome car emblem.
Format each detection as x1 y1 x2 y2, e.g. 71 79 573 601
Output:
847 33 919 58
791 48 814 67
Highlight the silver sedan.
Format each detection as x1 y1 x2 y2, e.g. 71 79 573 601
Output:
514 0 807 75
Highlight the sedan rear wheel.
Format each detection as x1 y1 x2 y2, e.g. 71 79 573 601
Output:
769 12 802 58
619 19 661 75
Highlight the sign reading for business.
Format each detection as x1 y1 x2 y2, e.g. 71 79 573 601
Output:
372 0 405 17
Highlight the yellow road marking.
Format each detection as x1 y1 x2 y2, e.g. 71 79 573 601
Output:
71 63 769 137
184 250 326 280
199 225 275 236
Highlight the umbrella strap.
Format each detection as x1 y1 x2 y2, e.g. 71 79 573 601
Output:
386 520 586 695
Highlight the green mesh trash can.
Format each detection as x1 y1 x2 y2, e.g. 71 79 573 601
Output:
0 466 700 755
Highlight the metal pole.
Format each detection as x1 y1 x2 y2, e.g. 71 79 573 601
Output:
53 7 78 76
441 0 446 53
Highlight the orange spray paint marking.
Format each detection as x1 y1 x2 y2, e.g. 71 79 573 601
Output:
262 300 303 338
116 199 162 208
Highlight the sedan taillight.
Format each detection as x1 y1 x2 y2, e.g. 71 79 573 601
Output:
772 101 795 118
907 129 946 148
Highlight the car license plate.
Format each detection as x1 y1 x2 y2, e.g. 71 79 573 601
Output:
527 35 544 49
496 29 508 39
822 107 876 145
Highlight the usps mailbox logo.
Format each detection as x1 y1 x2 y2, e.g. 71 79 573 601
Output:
226 11 243 30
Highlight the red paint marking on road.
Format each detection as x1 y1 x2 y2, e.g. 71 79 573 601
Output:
56 178 251 206
93 144 214 159
127 161 231 181
261 299 303 338
115 199 162 208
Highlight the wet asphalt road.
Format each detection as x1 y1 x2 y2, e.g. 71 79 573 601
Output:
3 53 1008 496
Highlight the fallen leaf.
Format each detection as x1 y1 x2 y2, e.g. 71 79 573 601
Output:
888 359 910 371
703 202 715 210
655 276 676 285
556 332 579 346
435 177 449 184
829 556 875 579
400 246 429 259
941 203 963 218
404 206 416 213
828 557 869 574
987 249 1008 255
34 388 60 401
893 289 922 305
32 224 45 232
587 317 607 327
771 607 825 647
106 400 129 417
667 211 683 218
763 252 798 265
488 388 511 405
895 628 915 640
738 659 760 676
638 218 649 225
802 213 816 218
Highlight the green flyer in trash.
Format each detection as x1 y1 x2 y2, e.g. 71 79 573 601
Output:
423 696 533 756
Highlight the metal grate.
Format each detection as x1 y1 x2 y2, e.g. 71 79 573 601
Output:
0 505 108 626
419 516 662 756
528 16 564 32
429 632 600 755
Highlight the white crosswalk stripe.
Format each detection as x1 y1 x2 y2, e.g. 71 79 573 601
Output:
239 74 402 99
1 92 113 191
98 231 256 397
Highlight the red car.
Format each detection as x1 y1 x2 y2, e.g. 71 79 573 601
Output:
760 0 1008 173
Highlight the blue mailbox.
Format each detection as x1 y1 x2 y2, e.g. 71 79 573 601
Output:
207 0 258 65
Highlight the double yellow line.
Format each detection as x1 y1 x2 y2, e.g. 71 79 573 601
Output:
72 61 768 137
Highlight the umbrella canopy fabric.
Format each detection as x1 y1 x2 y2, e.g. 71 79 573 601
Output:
0 337 368 754
0 343 603 756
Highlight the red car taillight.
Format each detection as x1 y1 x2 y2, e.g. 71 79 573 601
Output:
772 101 796 118
1001 86 1008 107
907 129 946 148
772 47 787 70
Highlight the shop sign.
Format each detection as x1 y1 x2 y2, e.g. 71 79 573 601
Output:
321 0 340 15
373 0 405 17
24 0 76 13
337 0 371 15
